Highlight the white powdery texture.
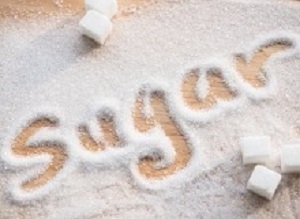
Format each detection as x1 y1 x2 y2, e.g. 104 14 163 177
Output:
0 0 300 218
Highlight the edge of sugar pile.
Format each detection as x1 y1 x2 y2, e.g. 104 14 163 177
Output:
233 31 300 100
170 31 300 123
0 107 78 201
1 31 300 202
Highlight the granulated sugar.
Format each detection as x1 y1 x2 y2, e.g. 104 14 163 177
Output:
0 0 300 218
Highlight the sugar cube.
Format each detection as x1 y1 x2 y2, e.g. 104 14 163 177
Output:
85 0 118 19
247 165 281 200
79 10 112 45
281 144 300 173
240 136 271 164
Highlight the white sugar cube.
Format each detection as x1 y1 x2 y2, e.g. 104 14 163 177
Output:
240 136 271 164
79 10 112 45
247 165 281 200
85 0 118 19
281 144 300 173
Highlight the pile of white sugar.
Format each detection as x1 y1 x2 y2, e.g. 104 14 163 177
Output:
0 0 300 218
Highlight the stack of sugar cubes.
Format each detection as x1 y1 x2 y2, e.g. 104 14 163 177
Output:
79 0 118 45
240 136 300 200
